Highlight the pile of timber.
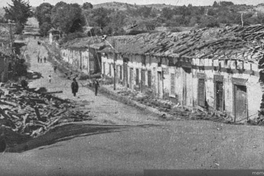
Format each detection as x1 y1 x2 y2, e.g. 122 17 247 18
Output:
0 82 91 149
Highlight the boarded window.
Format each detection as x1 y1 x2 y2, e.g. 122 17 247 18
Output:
141 69 146 91
119 65 122 80
136 68 139 85
148 70 151 88
198 78 205 107
170 73 175 95
142 56 146 66
215 81 224 111
130 68 133 88
109 64 111 76
103 62 105 75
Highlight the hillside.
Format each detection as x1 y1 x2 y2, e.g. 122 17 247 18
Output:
93 1 175 10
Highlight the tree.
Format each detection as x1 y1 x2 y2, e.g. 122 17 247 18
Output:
88 8 111 29
51 2 84 34
82 2 93 10
219 1 234 6
39 22 52 36
213 1 219 7
35 3 53 26
4 0 32 34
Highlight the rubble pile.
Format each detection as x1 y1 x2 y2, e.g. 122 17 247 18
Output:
117 89 233 123
0 83 91 148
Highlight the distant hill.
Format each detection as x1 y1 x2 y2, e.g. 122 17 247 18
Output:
94 2 136 10
93 2 175 11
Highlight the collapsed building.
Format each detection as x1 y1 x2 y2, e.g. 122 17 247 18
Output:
58 24 264 122
95 25 264 122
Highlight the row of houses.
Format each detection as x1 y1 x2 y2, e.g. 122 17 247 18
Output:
60 25 264 122
60 37 102 75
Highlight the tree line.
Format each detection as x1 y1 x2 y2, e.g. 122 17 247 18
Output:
3 0 264 43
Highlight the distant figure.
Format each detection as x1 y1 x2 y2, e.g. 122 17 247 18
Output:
48 75 51 83
71 78 79 97
44 57 47 63
54 65 57 73
37 56 40 63
40 58 42 63
94 79 100 96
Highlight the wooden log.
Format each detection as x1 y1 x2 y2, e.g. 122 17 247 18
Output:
0 101 16 107
34 107 41 120
42 91 63 95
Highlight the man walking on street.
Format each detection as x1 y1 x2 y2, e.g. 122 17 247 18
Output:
54 65 57 73
94 79 100 96
48 75 51 83
71 78 79 97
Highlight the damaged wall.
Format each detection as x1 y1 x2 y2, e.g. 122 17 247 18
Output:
61 48 91 74
193 57 261 121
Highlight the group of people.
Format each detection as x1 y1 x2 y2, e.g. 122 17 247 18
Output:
37 56 47 63
71 78 100 97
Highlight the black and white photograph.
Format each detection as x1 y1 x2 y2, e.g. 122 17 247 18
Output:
0 0 264 175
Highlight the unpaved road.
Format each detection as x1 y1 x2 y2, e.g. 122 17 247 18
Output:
0 39 264 176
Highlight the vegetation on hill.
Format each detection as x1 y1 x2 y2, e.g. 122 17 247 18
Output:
29 1 264 44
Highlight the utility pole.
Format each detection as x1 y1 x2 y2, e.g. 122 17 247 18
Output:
113 39 116 90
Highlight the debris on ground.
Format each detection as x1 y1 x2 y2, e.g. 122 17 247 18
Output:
0 82 92 149
116 88 233 123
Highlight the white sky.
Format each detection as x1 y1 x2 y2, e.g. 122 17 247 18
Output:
0 0 263 7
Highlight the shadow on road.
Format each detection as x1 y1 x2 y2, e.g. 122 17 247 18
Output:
7 123 158 153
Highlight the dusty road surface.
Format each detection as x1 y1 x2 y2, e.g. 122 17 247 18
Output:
1 38 264 176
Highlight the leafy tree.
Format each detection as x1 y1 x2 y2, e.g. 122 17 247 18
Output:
137 6 152 18
51 2 84 34
82 2 93 10
213 1 219 7
4 0 33 34
39 22 52 36
88 8 112 29
219 1 234 6
161 7 174 20
35 3 53 26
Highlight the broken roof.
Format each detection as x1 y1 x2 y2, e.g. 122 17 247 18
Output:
64 24 264 63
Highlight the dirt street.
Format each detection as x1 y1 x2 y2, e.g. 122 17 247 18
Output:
0 38 264 176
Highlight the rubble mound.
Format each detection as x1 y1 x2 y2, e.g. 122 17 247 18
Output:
0 82 92 151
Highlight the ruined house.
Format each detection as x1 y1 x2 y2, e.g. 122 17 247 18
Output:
48 28 61 44
60 37 102 75
98 25 264 122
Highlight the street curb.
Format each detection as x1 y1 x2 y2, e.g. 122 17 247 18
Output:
86 85 173 119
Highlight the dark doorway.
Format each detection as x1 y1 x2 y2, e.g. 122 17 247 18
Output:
234 85 247 122
198 78 205 107
215 81 224 111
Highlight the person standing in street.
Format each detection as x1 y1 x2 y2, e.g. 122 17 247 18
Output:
54 65 57 73
94 79 100 96
71 78 79 97
48 75 51 83
44 57 47 63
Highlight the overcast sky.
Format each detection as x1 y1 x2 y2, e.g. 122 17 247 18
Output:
0 0 263 7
